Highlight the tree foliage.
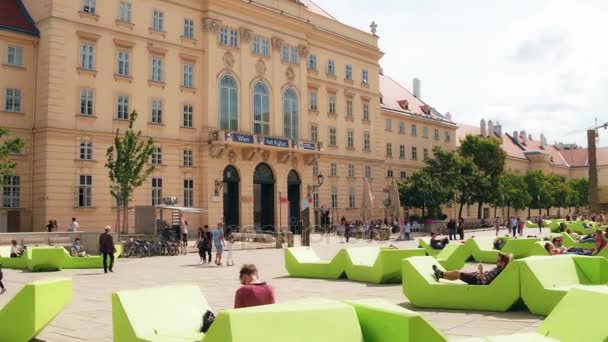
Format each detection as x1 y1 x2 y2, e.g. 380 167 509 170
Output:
0 127 24 187
567 178 589 209
398 170 447 217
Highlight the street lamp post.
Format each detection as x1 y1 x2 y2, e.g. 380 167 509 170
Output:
304 174 324 246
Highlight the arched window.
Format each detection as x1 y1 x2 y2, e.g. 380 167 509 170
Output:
253 82 270 135
219 75 238 131
283 88 298 139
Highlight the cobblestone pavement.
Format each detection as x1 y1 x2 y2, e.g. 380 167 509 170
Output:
0 227 548 341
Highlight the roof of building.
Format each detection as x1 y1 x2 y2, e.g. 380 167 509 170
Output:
299 0 337 21
456 123 528 160
379 74 454 126
512 133 569 167
0 0 39 37
560 147 608 167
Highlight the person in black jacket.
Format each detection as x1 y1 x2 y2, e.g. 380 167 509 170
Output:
99 226 116 273
196 225 213 264
447 218 457 241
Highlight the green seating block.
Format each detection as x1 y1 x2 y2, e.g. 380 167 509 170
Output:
0 246 27 269
203 298 363 342
466 237 501 263
27 246 65 272
454 334 557 342
402 256 520 312
519 255 608 316
62 245 123 269
346 299 447 342
284 247 347 279
563 221 601 235
112 285 208 342
418 239 442 257
560 233 595 250
344 247 425 284
525 220 539 228
435 243 471 271
501 238 540 258
0 277 72 342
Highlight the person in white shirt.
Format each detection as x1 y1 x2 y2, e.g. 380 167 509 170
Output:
69 217 79 232
403 221 412 241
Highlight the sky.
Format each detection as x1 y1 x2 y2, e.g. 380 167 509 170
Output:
313 0 608 147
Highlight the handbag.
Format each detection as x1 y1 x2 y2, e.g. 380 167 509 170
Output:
200 310 216 333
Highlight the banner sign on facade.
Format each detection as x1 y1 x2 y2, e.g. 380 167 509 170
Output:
231 133 254 144
302 142 317 150
264 137 289 148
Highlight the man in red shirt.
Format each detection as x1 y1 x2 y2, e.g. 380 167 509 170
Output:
234 264 275 309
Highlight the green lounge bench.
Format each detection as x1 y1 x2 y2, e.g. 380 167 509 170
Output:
0 246 28 269
343 247 425 283
466 237 502 263
0 277 73 342
434 243 471 271
500 238 541 258
560 233 595 249
62 245 123 269
27 246 65 272
401 256 520 312
284 247 347 279
112 284 209 342
418 238 442 257
559 221 601 235
519 255 608 316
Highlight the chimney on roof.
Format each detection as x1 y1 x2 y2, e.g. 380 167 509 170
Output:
413 78 421 99
528 134 533 141
520 130 527 144
379 66 384 75
495 122 502 136
487 120 494 138
480 119 487 136
540 133 546 147
445 112 452 121
513 130 518 140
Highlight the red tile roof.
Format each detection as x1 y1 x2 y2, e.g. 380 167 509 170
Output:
560 148 608 167
456 124 528 160
515 135 569 167
299 0 337 21
0 0 38 37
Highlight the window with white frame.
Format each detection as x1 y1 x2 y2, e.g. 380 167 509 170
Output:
329 127 336 146
363 132 370 151
445 131 451 142
310 125 318 142
411 146 418 160
83 0 96 14
283 88 299 139
309 89 317 111
183 63 194 88
152 10 164 31
80 43 95 70
151 57 163 82
330 162 337 177
424 148 429 160
183 105 193 128
2 175 20 208
345 65 352 80
79 140 93 160
219 75 238 131
347 163 355 178
312 160 319 177
399 121 405 134
385 118 392 131
363 102 370 121
230 29 238 48
220 27 238 48
79 88 93 116
183 179 194 207
78 175 92 208
151 178 162 206
434 128 440 141
252 36 269 56
308 54 317 70
7 46 23 67
347 129 354 149
348 187 356 209
331 186 338 208
282 46 288 62
117 50 130 76
116 95 129 120
282 44 298 64
423 126 429 138
253 82 270 135
386 143 392 157
411 124 417 136
183 18 194 39
399 145 405 159
362 69 369 84
5 88 21 112
151 99 163 124
327 60 335 76
313 192 319 208
346 98 353 118
387 169 394 178
365 164 372 179
151 146 162 165
328 94 336 114
119 1 131 22
183 149 193 167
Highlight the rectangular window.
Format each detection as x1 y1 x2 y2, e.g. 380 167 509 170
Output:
385 119 392 131
83 0 96 14
363 102 370 121
399 121 405 134
400 171 407 179
327 60 335 76
345 65 352 80
309 90 318 111
387 169 394 178
362 69 369 84
445 131 451 142
5 88 21 112
347 163 355 178
183 105 193 128
183 149 193 167
313 192 319 209
117 51 130 76
151 57 163 82
312 160 319 177
423 126 429 138
346 98 353 118
424 148 429 160
363 132 370 151
328 94 336 114
2 175 20 208
220 27 229 45
331 186 338 208
411 124 417 136
329 127 336 146
411 146 418 160
151 178 162 206
399 145 405 159
80 43 95 70
119 1 131 22
347 129 354 149
79 89 93 116
183 64 194 88
220 27 238 48
348 187 356 209
290 46 298 64
308 54 317 70
230 29 238 48
151 146 162 165
78 175 92 208
252 36 269 56
116 95 129 120
330 162 337 177
282 45 298 64
310 125 318 142
183 18 194 38
151 99 163 124
434 128 440 141
365 165 372 179
386 143 392 157
79 141 93 160
183 179 194 207
7 46 23 67
152 10 164 31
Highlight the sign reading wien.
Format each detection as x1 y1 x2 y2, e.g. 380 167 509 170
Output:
230 133 254 144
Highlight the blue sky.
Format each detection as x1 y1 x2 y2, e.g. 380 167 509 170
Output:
315 0 608 147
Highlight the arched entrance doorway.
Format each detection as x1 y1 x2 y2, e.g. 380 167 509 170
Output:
287 170 301 234
253 163 275 232
223 166 240 230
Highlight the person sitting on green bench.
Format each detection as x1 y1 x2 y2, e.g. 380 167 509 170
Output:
493 237 506 250
430 232 449 250
235 264 275 309
70 238 87 257
10 240 23 258
592 230 606 256
432 252 512 285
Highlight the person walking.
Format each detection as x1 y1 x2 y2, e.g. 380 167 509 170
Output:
457 217 465 240
212 223 225 266
196 225 212 264
180 218 189 255
99 226 116 273
511 217 518 237
225 226 234 266
52 220 59 232
518 217 525 237
447 218 457 240
45 220 54 233
493 217 501 237
0 264 5 294
69 217 79 232
403 220 412 241
537 215 543 234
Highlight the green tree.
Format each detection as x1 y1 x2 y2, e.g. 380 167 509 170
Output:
399 169 448 218
567 178 589 213
0 127 25 186
495 173 531 219
524 170 552 217
547 175 569 217
458 135 507 218
105 111 155 233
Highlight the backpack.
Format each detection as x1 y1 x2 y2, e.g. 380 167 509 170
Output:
200 310 216 333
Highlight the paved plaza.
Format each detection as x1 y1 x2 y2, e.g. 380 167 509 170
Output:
0 228 548 341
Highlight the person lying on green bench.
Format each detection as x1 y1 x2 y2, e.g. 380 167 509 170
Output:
70 238 87 257
432 252 512 285
10 240 24 258
430 232 449 250
493 237 506 250
544 242 591 256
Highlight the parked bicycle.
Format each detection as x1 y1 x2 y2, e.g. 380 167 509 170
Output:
122 238 180 258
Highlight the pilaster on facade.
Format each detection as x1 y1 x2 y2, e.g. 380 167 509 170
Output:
202 18 220 34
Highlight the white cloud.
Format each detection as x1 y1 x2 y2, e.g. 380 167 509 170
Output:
314 0 608 146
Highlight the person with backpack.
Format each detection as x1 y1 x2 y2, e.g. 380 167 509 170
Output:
196 226 212 264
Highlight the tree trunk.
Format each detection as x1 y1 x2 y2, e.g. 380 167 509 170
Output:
115 206 121 235
123 202 129 234
477 202 483 219
528 207 531 218
494 205 497 218
458 201 465 219
507 204 511 220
